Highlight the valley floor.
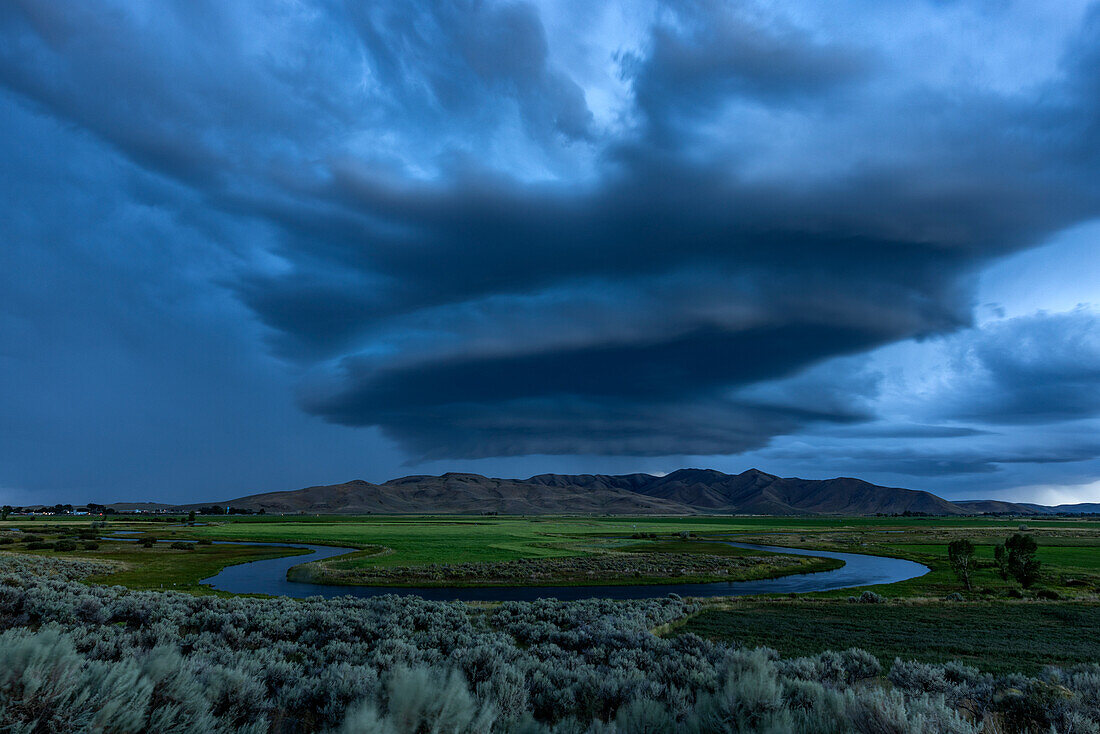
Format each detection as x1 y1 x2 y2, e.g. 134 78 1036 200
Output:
2 513 1099 675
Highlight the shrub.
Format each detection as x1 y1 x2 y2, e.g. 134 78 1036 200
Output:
849 591 885 604
25 542 51 550
197 538 213 545
340 666 495 733
139 538 157 548
53 540 79 552
82 542 100 551
169 542 195 551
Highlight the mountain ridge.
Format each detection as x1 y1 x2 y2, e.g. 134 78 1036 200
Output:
182 468 1093 516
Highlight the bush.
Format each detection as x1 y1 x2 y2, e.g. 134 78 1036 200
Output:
138 538 157 548
849 591 885 604
53 540 78 552
25 542 51 550
169 542 195 551
82 542 100 551
340 666 495 733
197 538 213 545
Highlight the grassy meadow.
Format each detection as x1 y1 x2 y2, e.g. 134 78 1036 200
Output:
3 513 1099 594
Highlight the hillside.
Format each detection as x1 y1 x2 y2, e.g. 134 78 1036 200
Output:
954 499 1042 515
212 468 994 516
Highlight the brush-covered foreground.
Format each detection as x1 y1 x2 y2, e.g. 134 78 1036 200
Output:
1 553 1098 733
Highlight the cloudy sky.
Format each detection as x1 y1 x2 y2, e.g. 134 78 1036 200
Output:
2 0 1100 506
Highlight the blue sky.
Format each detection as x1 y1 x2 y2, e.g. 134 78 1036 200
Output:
1 0 1099 505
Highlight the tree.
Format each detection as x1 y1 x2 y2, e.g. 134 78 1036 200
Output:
1 505 11 521
187 510 196 525
947 539 975 590
994 544 1009 579
996 534 1041 588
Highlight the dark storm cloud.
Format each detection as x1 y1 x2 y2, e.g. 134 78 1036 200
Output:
624 0 870 142
280 2 1100 457
759 430 1100 478
826 443 1100 477
3 0 1100 469
369 397 865 461
304 323 877 457
342 1 593 142
935 310 1100 424
827 425 994 439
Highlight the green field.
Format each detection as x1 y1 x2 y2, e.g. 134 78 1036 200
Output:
83 543 312 592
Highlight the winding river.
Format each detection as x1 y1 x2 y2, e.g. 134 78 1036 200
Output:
194 539 928 601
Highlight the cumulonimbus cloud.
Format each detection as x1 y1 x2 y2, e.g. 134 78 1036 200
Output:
4 0 1100 461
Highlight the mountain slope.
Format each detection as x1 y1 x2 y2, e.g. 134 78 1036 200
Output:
218 473 695 515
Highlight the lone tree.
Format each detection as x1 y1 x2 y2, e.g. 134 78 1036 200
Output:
999 533 1041 588
947 539 976 590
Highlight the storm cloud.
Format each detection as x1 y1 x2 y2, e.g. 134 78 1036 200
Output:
930 309 1100 425
3 0 1100 500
